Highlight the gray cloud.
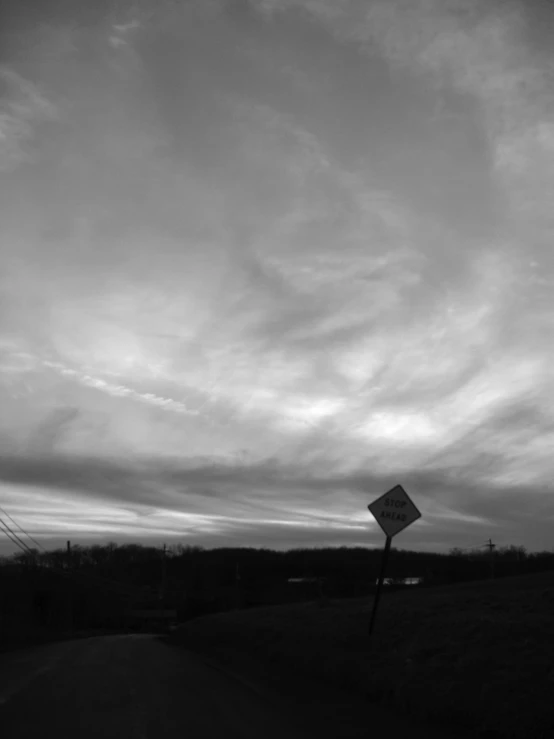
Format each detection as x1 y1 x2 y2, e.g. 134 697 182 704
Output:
0 446 550 518
0 446 549 551
0 67 58 171
27 406 80 455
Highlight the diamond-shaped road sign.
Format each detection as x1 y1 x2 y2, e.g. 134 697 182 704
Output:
368 484 421 538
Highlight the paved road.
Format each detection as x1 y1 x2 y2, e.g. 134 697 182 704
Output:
0 634 473 739
0 634 313 739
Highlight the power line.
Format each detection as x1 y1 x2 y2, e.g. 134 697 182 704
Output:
0 515 37 558
0 508 143 600
0 503 182 606
0 505 43 551
0 517 29 554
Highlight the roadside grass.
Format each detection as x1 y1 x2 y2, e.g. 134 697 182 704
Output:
0 628 129 655
168 571 554 739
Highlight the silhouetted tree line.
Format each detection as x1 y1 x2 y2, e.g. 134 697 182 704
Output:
1 542 552 643
0 558 131 651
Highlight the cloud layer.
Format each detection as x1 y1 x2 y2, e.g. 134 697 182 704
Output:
1 0 553 553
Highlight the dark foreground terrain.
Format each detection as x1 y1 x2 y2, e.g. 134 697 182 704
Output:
0 634 314 739
0 632 471 739
167 570 554 739
2 571 553 738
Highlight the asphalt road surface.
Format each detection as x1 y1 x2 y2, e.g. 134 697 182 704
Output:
0 634 473 739
0 634 321 739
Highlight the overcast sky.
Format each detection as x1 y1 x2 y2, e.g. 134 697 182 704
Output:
1 0 553 556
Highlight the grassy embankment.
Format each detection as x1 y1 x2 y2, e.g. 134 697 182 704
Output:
167 570 554 739
0 628 130 655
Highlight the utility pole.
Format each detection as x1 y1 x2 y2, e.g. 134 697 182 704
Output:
66 540 73 629
483 539 496 579
160 543 167 611
234 561 240 610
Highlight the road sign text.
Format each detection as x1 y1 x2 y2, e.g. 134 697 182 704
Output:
380 510 406 522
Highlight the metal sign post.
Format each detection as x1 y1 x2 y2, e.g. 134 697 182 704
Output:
368 535 392 637
367 484 422 639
